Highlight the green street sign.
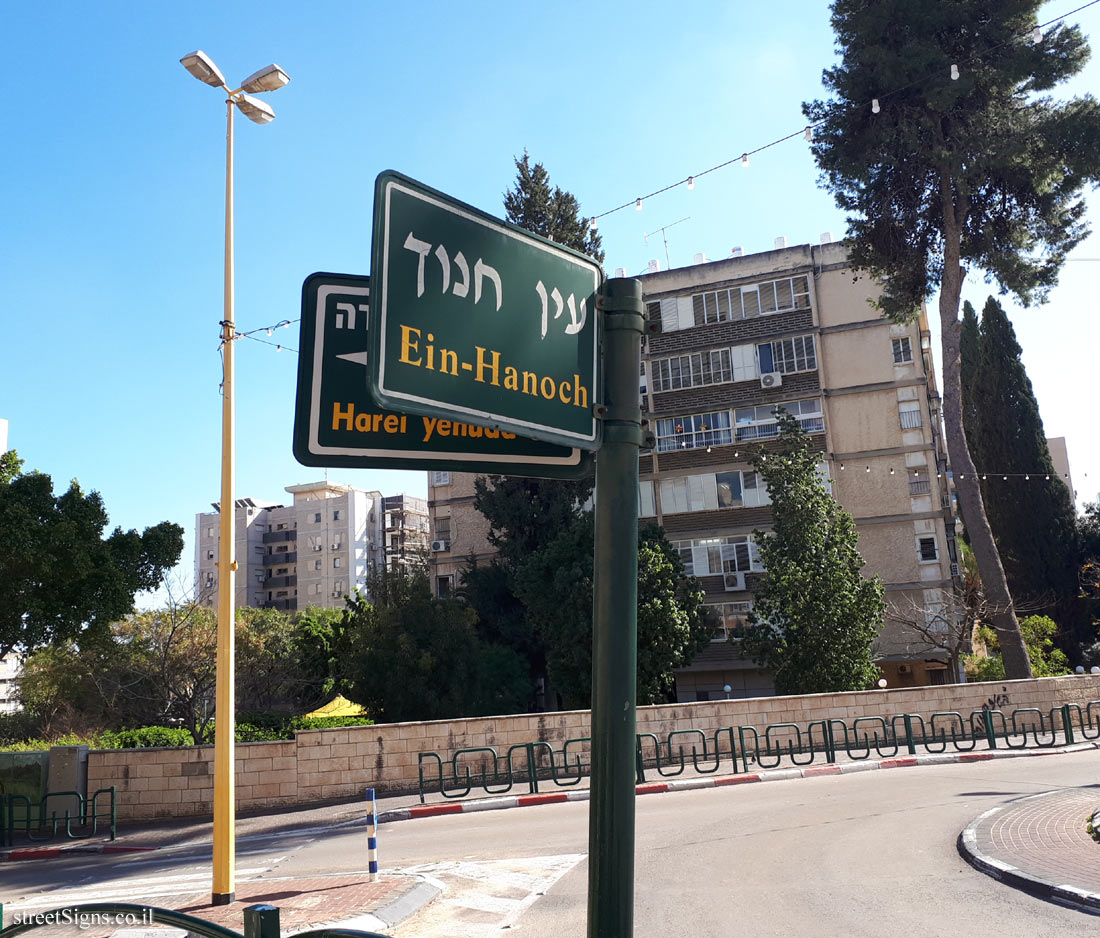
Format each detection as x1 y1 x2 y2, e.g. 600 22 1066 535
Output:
292 272 593 478
370 171 603 450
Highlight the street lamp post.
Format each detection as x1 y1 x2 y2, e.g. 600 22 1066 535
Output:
180 50 289 906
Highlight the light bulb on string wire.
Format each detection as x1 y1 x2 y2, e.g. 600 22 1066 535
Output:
950 64 960 80
871 99 881 114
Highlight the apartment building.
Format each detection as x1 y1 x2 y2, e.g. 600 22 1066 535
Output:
195 481 429 613
637 240 959 698
426 241 961 699
0 653 21 714
426 470 499 599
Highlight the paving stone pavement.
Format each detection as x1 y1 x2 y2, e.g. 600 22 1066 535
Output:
958 786 1100 914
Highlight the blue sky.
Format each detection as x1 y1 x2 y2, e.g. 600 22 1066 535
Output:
2 1 1098 600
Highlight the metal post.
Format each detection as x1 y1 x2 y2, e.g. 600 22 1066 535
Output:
366 787 379 882
1061 704 1075 745
243 905 280 938
213 94 237 906
587 278 645 938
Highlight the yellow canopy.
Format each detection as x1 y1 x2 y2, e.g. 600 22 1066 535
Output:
304 695 367 718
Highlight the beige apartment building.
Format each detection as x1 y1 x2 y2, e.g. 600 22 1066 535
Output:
427 241 962 699
195 482 429 613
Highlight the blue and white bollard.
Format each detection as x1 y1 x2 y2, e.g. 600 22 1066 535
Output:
365 787 379 881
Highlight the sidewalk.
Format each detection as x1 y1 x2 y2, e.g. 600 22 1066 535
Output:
958 786 1100 915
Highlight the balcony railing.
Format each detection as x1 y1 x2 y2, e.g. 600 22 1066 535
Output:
262 552 297 566
262 529 297 544
908 479 932 495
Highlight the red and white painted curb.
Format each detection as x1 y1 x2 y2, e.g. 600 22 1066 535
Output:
380 740 1100 824
0 843 156 862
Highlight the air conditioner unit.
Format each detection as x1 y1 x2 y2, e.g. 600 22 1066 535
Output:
331 591 342 598
724 571 746 592
331 542 341 549
760 372 782 389
313 545 323 551
898 663 912 675
431 539 450 552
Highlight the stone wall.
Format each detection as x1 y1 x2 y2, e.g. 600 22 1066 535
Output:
86 675 1100 820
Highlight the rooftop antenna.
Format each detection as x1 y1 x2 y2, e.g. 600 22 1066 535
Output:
643 217 690 270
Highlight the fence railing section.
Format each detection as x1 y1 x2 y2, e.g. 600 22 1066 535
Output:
0 786 115 848
417 702 1100 803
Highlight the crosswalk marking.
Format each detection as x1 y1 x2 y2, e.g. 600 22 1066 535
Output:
12 863 282 910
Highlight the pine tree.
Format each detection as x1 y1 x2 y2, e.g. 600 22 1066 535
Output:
503 152 605 264
804 1 1100 677
961 296 1082 647
739 415 885 694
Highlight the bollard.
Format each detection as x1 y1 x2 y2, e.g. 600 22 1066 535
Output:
243 904 280 938
365 787 379 882
1061 704 1075 745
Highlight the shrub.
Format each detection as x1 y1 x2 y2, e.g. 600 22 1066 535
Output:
96 726 195 749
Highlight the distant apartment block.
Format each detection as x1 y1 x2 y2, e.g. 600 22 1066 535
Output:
0 653 21 713
428 241 963 700
195 482 429 613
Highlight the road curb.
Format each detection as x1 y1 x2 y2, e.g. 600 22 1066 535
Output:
957 794 1100 916
0 843 157 862
385 740 1100 825
308 876 444 935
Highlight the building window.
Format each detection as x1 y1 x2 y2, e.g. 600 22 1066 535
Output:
638 480 656 517
892 337 913 364
333 557 342 568
899 402 922 429
709 601 753 641
333 510 341 521
651 349 733 392
314 559 322 570
734 399 824 441
207 526 215 538
435 517 451 541
656 411 733 452
690 275 809 328
639 361 648 395
432 471 451 487
909 470 931 495
918 536 939 562
758 335 817 374
715 472 743 508
437 575 453 598
670 535 763 576
206 550 215 560
314 512 322 523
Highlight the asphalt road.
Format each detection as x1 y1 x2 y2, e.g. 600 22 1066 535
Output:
6 750 1098 937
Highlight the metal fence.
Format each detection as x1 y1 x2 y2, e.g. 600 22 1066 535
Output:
417 701 1100 803
0 786 115 847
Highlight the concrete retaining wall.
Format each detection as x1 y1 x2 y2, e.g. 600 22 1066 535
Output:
86 675 1100 819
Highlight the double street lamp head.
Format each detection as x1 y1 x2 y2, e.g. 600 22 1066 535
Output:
180 50 290 123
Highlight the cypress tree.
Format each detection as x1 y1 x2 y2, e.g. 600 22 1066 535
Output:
963 296 1082 648
960 301 981 443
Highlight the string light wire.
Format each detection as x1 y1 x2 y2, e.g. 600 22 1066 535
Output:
589 1 1100 225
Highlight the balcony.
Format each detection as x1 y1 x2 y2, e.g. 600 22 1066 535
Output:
263 551 297 566
908 479 932 495
264 575 297 588
263 529 297 544
262 598 298 612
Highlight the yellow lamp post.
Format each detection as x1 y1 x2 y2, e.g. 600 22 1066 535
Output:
180 49 290 906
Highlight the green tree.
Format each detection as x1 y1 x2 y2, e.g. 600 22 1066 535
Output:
339 567 529 722
967 615 1071 680
503 152 605 264
961 296 1081 647
291 605 352 706
514 516 713 708
804 1 1100 678
0 452 183 659
739 415 885 694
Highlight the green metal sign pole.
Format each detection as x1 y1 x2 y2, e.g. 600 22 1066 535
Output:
587 278 646 938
